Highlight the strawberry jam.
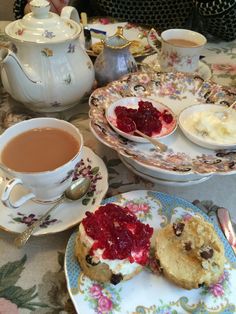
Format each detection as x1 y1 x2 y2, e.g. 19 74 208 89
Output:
115 100 174 137
82 203 153 265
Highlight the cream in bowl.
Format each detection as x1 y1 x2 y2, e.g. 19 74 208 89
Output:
106 97 177 143
178 104 236 150
0 117 83 208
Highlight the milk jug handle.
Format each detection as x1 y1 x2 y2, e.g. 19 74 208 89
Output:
147 28 162 54
61 6 80 23
1 178 35 209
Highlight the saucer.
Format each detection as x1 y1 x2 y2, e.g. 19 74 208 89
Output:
0 147 108 236
141 54 212 81
119 154 212 186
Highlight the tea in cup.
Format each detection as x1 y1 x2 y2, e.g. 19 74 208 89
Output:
147 28 207 73
0 117 83 208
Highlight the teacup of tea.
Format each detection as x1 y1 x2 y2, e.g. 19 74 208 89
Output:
0 117 83 208
147 28 207 73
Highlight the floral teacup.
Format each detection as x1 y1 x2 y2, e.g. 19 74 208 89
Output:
147 28 207 73
0 118 83 209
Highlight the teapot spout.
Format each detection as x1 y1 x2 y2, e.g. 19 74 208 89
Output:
0 48 42 104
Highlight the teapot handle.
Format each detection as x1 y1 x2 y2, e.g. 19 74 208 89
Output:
147 28 162 54
61 6 80 23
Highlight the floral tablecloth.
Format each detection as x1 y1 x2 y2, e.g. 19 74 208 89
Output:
0 21 236 313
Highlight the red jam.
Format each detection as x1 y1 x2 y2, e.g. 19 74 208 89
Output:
82 203 153 265
115 100 174 137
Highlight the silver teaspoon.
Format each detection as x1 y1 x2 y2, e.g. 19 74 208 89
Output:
14 177 91 248
126 119 168 152
134 129 168 152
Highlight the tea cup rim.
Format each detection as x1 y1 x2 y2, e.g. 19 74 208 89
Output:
0 117 83 176
160 28 207 48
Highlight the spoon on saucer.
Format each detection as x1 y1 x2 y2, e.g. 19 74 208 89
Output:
14 176 91 248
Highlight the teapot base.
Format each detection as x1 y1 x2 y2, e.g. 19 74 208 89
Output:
22 100 81 114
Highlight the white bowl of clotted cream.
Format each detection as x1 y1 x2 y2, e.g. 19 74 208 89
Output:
178 103 236 150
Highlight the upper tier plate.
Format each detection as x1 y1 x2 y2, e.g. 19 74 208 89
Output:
89 71 236 179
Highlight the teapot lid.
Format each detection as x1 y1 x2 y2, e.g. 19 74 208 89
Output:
5 0 81 43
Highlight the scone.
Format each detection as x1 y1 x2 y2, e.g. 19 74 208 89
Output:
155 216 225 289
75 203 153 285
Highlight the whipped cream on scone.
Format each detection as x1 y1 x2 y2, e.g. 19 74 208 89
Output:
75 203 153 284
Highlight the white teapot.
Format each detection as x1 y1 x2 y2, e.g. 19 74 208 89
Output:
0 0 95 113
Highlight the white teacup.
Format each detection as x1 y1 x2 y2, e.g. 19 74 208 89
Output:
0 118 83 208
147 28 207 73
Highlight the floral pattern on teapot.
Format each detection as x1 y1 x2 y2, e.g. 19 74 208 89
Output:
41 48 53 57
67 43 75 53
43 30 56 39
15 29 24 36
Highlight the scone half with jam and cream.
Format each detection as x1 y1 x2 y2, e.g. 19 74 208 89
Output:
155 215 225 290
75 203 153 285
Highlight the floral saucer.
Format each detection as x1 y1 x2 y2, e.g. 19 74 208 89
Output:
0 147 108 236
141 54 212 81
65 190 236 314
89 71 236 179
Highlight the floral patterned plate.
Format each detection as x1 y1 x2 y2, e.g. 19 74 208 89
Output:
89 71 236 179
65 190 236 314
142 54 212 81
86 19 152 58
0 147 108 235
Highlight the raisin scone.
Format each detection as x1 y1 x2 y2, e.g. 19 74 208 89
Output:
75 203 153 285
155 216 225 289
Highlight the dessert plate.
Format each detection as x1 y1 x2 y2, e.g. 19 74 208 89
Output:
119 154 212 186
89 71 236 178
106 96 177 143
65 190 236 314
85 19 152 58
0 147 108 236
142 54 212 81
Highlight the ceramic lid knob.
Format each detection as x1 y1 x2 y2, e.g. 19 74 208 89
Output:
30 0 50 19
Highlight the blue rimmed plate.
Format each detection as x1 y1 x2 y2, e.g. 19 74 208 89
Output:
65 190 236 314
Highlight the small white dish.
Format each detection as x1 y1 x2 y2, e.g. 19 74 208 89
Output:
142 54 212 81
106 97 177 143
0 147 108 236
179 104 236 150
